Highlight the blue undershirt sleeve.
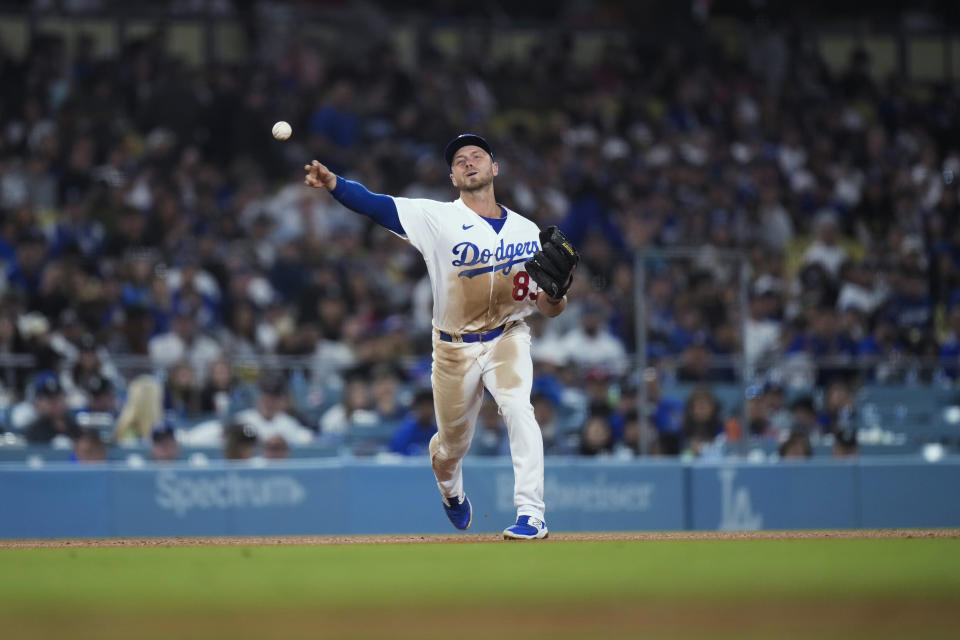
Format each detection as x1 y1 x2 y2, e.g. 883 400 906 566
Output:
329 176 405 236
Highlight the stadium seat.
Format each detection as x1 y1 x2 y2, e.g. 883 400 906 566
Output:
856 385 960 445
343 420 402 456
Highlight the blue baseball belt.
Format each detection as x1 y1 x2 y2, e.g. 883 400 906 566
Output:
439 322 512 343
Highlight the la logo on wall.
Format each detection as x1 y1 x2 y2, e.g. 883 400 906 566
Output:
719 468 762 530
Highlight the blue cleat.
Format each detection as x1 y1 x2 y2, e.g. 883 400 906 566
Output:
503 516 549 540
443 494 472 530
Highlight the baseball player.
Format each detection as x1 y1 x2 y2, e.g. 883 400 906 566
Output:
304 134 579 540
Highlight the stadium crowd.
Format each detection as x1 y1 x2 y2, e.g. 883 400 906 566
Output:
1 6 959 461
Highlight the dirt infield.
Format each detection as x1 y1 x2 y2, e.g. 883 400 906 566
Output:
9 600 960 640
3 528 958 548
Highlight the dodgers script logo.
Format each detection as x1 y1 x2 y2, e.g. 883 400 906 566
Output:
452 238 539 278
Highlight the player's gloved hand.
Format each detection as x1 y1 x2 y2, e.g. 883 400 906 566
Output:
524 226 580 300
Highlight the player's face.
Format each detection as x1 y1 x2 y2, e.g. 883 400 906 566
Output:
449 145 498 192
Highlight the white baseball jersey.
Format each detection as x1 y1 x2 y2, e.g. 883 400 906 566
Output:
391 197 542 334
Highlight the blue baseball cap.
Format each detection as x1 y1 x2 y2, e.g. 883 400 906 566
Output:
34 371 63 397
444 134 493 167
151 419 177 443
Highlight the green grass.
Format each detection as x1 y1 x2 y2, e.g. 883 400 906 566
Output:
1 538 959 639
1 539 959 608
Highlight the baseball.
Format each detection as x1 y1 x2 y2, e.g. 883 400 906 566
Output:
272 121 292 141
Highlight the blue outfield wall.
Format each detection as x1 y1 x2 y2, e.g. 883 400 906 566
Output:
0 458 958 538
689 463 860 531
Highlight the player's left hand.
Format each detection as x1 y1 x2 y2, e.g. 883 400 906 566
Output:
525 226 580 300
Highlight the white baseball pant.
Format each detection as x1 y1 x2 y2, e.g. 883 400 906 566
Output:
428 321 545 520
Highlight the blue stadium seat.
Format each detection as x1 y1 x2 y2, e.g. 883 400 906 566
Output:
556 403 587 435
857 385 960 445
343 420 402 456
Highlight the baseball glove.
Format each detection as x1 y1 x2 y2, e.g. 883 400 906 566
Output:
525 226 580 299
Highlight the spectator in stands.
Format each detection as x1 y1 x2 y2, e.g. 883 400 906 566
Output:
610 380 638 440
786 306 858 386
742 386 774 439
832 422 859 458
49 310 85 366
792 263 838 318
788 396 819 437
645 369 685 455
309 80 359 149
24 371 80 444
389 388 437 456
779 431 813 459
762 382 791 437
223 420 258 460
309 302 359 387
319 372 378 435
681 386 724 456
199 357 247 417
527 312 567 370
560 301 628 375
939 305 960 379
72 427 108 464
114 374 164 442
757 184 794 252
108 302 155 358
675 340 716 383
617 409 642 456
856 315 906 382
582 366 615 416
818 380 856 436
74 374 118 429
61 315 96 388
148 300 222 379
218 301 262 359
370 364 406 423
50 190 103 260
64 334 117 401
880 262 933 348
6 228 48 296
263 434 290 460
668 302 709 356
836 260 887 316
533 391 569 455
164 360 203 421
578 404 615 456
149 420 180 462
705 322 740 382
32 259 71 322
16 312 62 378
194 371 314 446
802 210 851 280
101 206 150 259
0 309 21 395
744 284 782 375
